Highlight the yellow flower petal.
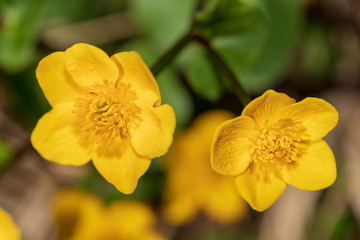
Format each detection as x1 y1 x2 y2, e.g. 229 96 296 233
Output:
36 51 81 107
54 190 165 240
162 194 198 225
30 103 92 166
235 165 287 212
33 44 176 197
130 92 176 158
209 90 338 212
163 110 248 224
52 188 102 240
203 178 247 223
282 140 337 190
282 97 339 140
108 201 156 233
64 43 119 87
111 51 161 105
191 110 235 142
0 208 20 240
92 141 151 194
211 116 256 176
242 89 296 128
162 163 199 225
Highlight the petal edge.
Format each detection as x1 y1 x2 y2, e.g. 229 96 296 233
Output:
130 102 176 158
242 90 296 128
282 97 339 141
282 140 337 190
111 51 161 105
211 116 256 176
36 51 81 106
31 103 91 166
64 43 119 87
235 165 287 212
92 141 151 194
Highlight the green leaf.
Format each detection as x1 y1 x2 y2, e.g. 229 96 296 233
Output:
181 43 226 101
212 27 267 76
44 0 125 21
181 0 267 100
194 0 303 94
157 69 194 127
230 0 303 93
195 0 266 37
0 0 46 73
130 0 196 50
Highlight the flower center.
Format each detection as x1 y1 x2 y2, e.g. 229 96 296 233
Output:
73 81 140 145
249 121 303 166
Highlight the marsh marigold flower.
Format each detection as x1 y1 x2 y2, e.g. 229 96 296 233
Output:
53 188 166 240
211 90 338 211
31 43 175 194
0 207 20 240
162 110 248 225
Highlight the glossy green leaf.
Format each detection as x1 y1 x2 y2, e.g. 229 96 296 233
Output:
229 0 303 93
130 0 196 50
193 0 302 94
181 43 226 101
181 0 266 100
195 0 265 37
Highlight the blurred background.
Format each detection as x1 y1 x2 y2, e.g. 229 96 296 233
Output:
0 0 360 239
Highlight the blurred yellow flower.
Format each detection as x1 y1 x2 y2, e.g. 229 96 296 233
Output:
53 188 166 240
0 207 20 240
31 43 175 194
162 110 248 225
211 90 339 211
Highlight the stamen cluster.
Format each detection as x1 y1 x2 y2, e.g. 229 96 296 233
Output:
250 122 302 166
73 82 140 145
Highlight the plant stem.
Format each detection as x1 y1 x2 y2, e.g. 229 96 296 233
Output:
150 31 194 77
193 35 251 107
150 27 251 107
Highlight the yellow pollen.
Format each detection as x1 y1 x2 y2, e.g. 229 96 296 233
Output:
73 81 140 145
250 122 303 166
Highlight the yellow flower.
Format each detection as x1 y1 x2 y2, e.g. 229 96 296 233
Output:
162 110 248 225
0 207 20 240
31 43 176 194
211 90 338 211
53 188 166 240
